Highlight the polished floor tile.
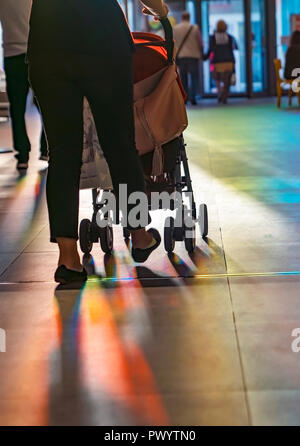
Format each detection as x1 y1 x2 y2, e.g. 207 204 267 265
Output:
229 276 300 322
1 100 300 425
0 252 58 283
162 391 249 426
223 240 300 274
229 276 300 393
0 280 245 425
234 320 300 390
248 390 300 426
0 252 19 276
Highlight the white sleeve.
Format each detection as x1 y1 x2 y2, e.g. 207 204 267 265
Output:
139 0 168 18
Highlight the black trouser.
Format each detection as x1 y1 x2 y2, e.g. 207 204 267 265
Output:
4 53 47 163
28 51 148 242
177 58 199 102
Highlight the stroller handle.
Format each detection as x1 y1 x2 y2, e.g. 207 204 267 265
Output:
159 18 174 64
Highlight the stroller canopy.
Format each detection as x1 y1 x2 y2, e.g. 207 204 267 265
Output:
133 32 168 84
133 31 186 101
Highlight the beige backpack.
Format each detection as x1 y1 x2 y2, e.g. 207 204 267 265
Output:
80 64 188 189
134 64 188 176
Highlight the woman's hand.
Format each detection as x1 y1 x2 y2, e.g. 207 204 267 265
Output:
141 1 169 21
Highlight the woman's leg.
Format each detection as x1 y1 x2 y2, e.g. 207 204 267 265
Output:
83 54 153 249
178 59 189 101
29 56 85 269
33 96 48 158
4 54 31 164
221 71 232 103
189 58 199 104
214 71 222 101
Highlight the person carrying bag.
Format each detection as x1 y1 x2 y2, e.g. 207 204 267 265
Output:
173 11 203 105
175 25 194 64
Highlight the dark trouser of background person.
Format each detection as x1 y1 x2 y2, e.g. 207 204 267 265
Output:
177 57 199 105
214 70 232 104
28 50 150 243
4 53 48 165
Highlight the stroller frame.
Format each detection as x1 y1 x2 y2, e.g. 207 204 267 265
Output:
79 19 208 256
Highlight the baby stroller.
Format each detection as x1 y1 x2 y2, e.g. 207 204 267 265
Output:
79 18 208 255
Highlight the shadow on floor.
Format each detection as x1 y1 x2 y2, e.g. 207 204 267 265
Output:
57 236 231 293
52 280 170 425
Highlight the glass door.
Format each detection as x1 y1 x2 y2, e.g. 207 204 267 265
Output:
201 0 247 95
251 0 267 93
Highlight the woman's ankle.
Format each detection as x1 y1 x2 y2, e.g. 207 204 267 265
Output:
131 229 153 249
57 237 82 271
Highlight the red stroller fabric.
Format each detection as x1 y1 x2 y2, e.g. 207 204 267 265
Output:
80 30 188 188
133 32 187 101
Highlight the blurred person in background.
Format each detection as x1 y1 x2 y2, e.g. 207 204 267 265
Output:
284 30 300 80
173 11 203 105
204 20 238 104
0 0 48 171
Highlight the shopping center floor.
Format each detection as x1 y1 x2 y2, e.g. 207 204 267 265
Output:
0 98 300 426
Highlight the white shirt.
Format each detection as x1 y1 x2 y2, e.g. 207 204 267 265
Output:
0 0 31 57
173 21 203 59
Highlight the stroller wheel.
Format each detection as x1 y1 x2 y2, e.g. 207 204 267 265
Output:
184 220 196 253
99 225 114 254
79 219 93 254
123 228 131 241
164 216 175 253
199 204 208 238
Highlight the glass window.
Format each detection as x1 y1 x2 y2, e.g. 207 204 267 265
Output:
0 24 3 71
118 0 126 13
276 0 300 64
127 0 135 30
251 0 267 92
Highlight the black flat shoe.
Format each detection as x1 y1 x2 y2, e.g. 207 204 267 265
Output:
131 228 161 263
54 265 87 284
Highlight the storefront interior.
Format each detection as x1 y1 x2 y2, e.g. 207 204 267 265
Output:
117 0 300 98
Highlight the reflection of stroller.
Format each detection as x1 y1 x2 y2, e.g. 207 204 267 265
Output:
79 18 208 255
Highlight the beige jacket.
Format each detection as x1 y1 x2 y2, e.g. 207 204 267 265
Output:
0 0 31 57
173 22 203 59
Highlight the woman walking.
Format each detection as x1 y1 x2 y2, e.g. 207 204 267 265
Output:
28 0 169 284
204 20 238 104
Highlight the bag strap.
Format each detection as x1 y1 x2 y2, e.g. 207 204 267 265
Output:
177 25 194 58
